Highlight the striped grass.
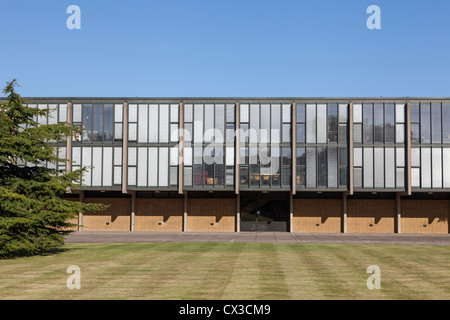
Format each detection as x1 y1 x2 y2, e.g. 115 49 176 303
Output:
0 242 448 300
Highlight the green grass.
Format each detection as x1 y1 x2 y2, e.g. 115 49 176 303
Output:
0 242 449 300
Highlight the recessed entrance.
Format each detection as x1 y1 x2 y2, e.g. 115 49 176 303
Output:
240 192 290 232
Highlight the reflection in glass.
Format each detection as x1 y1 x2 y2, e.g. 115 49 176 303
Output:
363 104 373 143
339 104 348 123
374 104 384 143
443 104 450 143
354 124 362 143
431 103 441 144
339 124 347 142
93 104 103 142
411 124 420 143
420 103 431 143
317 147 327 187
410 103 420 122
296 104 305 123
82 104 92 142
317 104 327 143
104 104 113 142
385 103 395 143
328 104 338 143
296 124 305 143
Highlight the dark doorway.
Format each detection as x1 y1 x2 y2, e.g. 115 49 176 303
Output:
240 192 290 232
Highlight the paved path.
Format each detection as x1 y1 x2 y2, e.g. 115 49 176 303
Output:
65 231 450 246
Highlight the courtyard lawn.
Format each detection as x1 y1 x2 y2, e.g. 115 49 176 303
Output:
0 242 448 300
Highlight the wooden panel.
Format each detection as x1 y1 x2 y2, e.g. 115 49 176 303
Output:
293 199 341 233
347 199 395 233
135 198 183 231
188 198 236 232
83 198 131 231
401 200 449 234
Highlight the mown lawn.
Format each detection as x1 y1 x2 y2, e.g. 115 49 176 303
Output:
0 242 448 299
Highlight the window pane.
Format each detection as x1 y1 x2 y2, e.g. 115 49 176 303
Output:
103 148 113 186
226 104 235 123
443 148 450 187
215 104 225 139
296 124 305 143
411 168 420 187
296 166 306 186
396 168 404 188
114 123 123 140
396 104 405 123
385 103 395 143
92 104 103 142
328 103 338 143
104 104 113 142
137 147 147 187
114 104 123 122
59 104 67 123
114 167 122 185
411 103 420 122
92 148 102 186
138 104 148 143
306 104 316 143
184 167 192 186
340 167 348 187
282 104 291 123
353 104 362 123
271 103 281 131
82 147 92 186
340 148 348 166
354 148 362 167
411 124 420 143
282 166 291 186
353 124 362 143
114 147 122 166
432 148 442 188
240 166 248 186
411 148 420 167
354 168 362 188
431 103 441 144
396 124 404 143
82 104 92 142
250 104 260 143
170 104 179 123
170 124 179 142
170 167 178 186
374 148 384 188
421 148 431 188
260 104 270 143
148 104 159 142
339 104 348 123
338 124 347 142
421 103 431 143
184 104 193 122
129 104 137 122
194 104 203 143
297 147 305 166
282 124 291 143
374 104 384 143
385 148 395 188
159 148 169 186
396 147 404 167
282 147 291 166
443 104 450 143
363 103 373 143
72 147 81 165
240 104 249 123
204 104 214 134
148 148 158 186
73 104 82 123
159 104 169 143
306 147 316 188
128 147 136 166
363 148 373 188
128 167 136 186
328 147 338 188
296 104 305 123
317 104 327 143
128 123 137 141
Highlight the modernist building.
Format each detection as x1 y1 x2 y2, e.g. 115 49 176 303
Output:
14 98 450 233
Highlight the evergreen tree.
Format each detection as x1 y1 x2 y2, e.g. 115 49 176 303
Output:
0 79 106 257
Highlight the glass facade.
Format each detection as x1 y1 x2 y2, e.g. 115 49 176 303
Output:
14 98 449 192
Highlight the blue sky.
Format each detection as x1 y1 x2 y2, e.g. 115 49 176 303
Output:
1 0 449 97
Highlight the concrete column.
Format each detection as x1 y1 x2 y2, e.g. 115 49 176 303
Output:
78 191 84 231
236 193 240 232
183 192 188 232
178 102 184 194
235 102 240 195
396 192 402 234
342 192 348 233
131 191 136 231
292 102 297 195
348 102 354 195
122 102 128 194
289 192 294 233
